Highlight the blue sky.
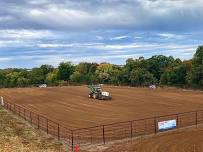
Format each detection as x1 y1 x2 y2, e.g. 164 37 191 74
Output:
0 0 203 68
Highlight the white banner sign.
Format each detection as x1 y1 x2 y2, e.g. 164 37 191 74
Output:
158 119 177 131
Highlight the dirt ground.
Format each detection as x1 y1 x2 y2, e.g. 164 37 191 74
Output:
0 86 203 129
85 125 203 152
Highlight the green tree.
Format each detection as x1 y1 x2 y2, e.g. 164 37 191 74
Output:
122 57 150 85
130 68 157 86
45 70 58 86
160 64 187 85
70 71 84 83
95 63 113 83
3 72 20 87
187 46 203 87
70 62 98 84
40 65 54 76
30 68 45 84
109 65 122 85
0 71 6 88
57 62 75 81
17 77 30 87
146 55 174 82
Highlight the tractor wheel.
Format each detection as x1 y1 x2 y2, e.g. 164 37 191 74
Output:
93 94 97 99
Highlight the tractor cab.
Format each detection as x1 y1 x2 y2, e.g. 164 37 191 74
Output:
88 85 112 100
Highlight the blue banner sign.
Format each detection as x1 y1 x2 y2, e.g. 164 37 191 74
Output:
158 119 177 131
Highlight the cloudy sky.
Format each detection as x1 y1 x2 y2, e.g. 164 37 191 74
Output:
0 0 203 68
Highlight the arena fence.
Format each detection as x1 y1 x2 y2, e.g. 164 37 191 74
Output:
1 99 203 151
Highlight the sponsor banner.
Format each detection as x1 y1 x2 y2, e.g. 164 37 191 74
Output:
158 119 177 131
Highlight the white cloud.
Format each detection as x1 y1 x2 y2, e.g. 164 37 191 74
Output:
157 33 185 39
0 0 203 31
0 57 12 62
0 16 13 22
34 55 67 66
0 29 54 48
96 36 104 40
0 40 27 48
0 0 202 68
38 42 105 48
0 30 52 39
27 6 137 29
110 36 129 40
134 36 142 39
94 43 158 50
37 41 197 53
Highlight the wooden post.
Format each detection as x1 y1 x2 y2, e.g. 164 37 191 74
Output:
18 106 20 116
38 115 40 129
176 114 179 128
196 111 198 126
103 125 105 144
154 118 157 133
24 109 26 120
46 118 49 134
130 121 133 139
57 123 60 140
14 104 16 113
91 133 93 144
71 131 74 151
30 112 32 125
11 104 13 112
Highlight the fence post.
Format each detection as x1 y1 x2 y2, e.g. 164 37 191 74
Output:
196 111 198 126
46 118 49 134
176 114 179 128
154 118 157 133
11 104 14 113
71 131 74 151
57 123 60 140
30 111 32 125
24 109 26 120
130 121 133 139
18 106 20 116
14 104 16 113
90 130 93 144
103 125 105 144
10 104 12 112
38 115 40 129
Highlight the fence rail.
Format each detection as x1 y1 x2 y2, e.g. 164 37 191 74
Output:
1 99 203 151
1 100 73 149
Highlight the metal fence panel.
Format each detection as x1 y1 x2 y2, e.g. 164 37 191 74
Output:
2 100 203 149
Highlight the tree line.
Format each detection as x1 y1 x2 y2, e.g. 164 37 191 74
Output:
0 46 202 89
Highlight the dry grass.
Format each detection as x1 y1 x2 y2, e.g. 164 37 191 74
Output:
0 107 69 152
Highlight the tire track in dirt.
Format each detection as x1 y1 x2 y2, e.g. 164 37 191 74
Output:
94 126 203 152
1 86 203 129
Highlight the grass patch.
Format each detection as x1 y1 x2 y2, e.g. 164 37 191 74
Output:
0 107 69 152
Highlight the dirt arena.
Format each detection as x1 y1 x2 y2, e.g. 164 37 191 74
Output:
87 125 203 152
0 86 203 129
